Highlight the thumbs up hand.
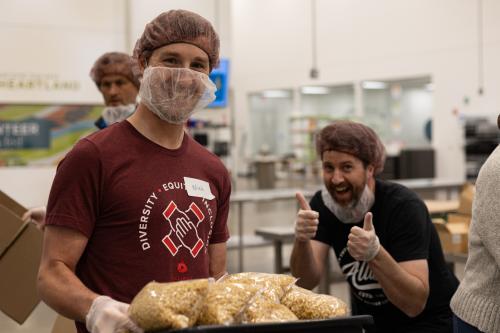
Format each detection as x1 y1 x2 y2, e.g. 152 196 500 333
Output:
294 192 319 242
347 212 381 261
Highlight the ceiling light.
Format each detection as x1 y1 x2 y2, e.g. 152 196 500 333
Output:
261 90 291 98
362 81 387 90
301 86 330 94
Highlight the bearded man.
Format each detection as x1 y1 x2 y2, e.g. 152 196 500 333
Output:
89 52 140 129
290 121 458 333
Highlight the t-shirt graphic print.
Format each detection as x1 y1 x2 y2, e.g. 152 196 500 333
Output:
337 247 387 306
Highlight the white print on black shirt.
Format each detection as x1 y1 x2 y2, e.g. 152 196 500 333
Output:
338 247 389 306
342 260 381 290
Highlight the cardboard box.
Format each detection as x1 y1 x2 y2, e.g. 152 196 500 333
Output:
0 189 27 217
0 190 43 324
457 183 475 216
433 218 468 254
51 315 76 333
0 203 25 255
448 212 472 226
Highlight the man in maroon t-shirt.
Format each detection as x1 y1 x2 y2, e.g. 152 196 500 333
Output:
37 10 230 333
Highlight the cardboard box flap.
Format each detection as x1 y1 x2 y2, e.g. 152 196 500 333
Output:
0 204 26 256
433 219 468 234
0 223 43 324
457 183 475 216
448 213 471 225
52 315 77 333
0 190 27 218
433 219 468 254
446 222 469 234
432 218 446 226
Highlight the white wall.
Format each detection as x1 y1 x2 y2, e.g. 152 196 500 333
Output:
0 0 127 210
0 167 55 208
0 0 127 104
231 0 500 180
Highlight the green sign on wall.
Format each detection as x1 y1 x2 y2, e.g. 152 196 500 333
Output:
0 104 103 167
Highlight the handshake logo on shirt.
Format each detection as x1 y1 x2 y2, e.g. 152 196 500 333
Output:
161 201 205 258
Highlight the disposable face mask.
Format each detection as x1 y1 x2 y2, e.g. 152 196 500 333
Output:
321 184 375 224
139 67 216 124
101 104 136 126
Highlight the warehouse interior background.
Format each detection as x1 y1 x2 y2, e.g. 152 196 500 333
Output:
0 0 499 332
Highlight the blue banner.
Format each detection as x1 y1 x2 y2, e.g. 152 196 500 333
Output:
208 58 230 108
0 119 51 149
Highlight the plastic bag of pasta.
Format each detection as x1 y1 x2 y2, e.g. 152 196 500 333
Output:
197 281 260 326
128 279 209 331
221 272 296 302
237 291 298 324
281 285 349 320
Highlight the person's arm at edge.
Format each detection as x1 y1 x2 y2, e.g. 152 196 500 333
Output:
290 238 330 289
368 247 429 317
207 166 231 281
37 225 98 322
474 158 500 268
208 242 227 280
22 206 47 230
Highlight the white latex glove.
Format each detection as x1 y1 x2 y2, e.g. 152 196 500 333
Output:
347 212 380 262
21 206 47 230
85 296 143 333
294 192 319 242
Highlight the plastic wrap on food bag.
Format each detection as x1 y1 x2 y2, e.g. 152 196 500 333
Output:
128 279 209 331
198 281 259 326
221 272 296 303
281 285 349 320
237 290 298 324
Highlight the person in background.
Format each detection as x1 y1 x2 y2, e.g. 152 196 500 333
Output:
90 51 140 129
37 9 230 333
290 120 458 333
21 51 140 227
449 115 500 333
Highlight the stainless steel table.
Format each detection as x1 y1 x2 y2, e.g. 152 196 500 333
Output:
395 178 464 199
230 188 315 272
254 226 295 274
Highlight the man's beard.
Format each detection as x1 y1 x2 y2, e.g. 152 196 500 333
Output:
321 184 375 224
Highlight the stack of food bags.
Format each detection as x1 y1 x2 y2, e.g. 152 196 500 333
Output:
128 272 349 332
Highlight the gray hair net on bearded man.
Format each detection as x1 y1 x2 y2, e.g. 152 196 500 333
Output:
89 52 140 89
316 120 386 175
132 9 220 72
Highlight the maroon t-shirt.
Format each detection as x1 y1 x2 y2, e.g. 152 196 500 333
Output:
45 121 230 332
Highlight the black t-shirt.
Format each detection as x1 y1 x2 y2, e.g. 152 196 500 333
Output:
312 179 458 333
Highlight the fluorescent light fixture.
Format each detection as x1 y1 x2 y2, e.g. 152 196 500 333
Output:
362 81 387 89
425 83 434 91
261 90 291 98
301 86 330 94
